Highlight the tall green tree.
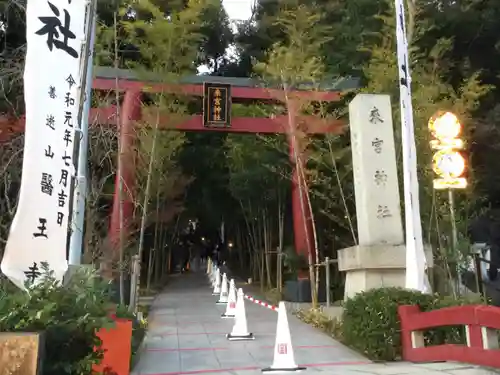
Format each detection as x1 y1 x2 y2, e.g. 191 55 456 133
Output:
95 0 233 70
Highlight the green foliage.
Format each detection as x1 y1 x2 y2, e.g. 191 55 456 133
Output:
180 131 231 230
225 133 289 207
282 247 308 280
342 287 433 360
341 287 483 361
296 308 342 339
0 264 115 375
255 4 331 85
121 0 207 74
134 129 189 226
95 0 233 72
308 134 358 250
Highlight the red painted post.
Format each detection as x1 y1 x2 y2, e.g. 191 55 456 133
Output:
109 90 141 250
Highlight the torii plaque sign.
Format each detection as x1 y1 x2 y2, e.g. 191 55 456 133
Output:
203 82 231 128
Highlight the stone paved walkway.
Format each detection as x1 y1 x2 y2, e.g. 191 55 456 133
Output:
132 271 499 375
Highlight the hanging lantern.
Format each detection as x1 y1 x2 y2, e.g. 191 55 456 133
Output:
429 111 467 189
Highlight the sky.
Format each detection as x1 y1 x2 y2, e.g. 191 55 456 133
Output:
222 0 256 23
197 0 256 74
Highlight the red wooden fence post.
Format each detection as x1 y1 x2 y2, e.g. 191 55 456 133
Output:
398 304 500 368
398 305 424 361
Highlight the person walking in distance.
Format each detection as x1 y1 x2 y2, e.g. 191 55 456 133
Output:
181 242 190 273
216 239 227 267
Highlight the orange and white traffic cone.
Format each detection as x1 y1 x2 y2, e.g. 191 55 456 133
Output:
262 302 305 373
212 269 221 295
227 288 254 341
222 279 237 318
211 265 219 287
207 257 212 275
216 273 229 304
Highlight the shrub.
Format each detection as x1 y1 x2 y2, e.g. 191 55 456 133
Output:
342 287 435 361
0 264 115 375
341 287 483 361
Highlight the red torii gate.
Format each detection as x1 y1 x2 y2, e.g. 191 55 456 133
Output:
0 66 358 259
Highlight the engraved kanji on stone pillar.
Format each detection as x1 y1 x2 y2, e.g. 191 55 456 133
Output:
349 94 404 246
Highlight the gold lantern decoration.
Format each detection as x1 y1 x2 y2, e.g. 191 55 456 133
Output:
428 111 467 189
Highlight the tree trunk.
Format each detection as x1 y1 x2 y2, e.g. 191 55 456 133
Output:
298 163 320 300
135 105 161 311
111 9 126 306
241 200 260 282
263 209 272 288
147 191 161 292
260 248 265 292
146 247 155 293
255 211 266 290
236 226 245 271
277 197 285 293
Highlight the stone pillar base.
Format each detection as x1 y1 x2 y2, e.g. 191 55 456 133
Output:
338 244 433 300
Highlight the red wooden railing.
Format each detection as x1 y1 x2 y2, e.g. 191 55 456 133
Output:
398 304 500 368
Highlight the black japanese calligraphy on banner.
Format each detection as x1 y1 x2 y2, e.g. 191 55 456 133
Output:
59 169 69 187
398 2 409 88
62 150 71 166
46 114 56 130
57 212 65 226
65 92 75 107
41 173 54 196
203 82 232 128
24 262 42 283
33 218 48 238
63 129 73 147
36 1 79 58
64 111 73 127
66 74 76 89
0 0 88 292
48 86 57 99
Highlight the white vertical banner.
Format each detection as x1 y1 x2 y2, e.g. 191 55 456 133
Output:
394 0 430 293
1 0 87 289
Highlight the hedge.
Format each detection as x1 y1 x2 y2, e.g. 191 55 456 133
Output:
341 287 482 361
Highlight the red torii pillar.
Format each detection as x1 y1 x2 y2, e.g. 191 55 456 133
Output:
109 90 141 249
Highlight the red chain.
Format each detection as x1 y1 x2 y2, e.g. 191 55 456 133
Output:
244 294 278 311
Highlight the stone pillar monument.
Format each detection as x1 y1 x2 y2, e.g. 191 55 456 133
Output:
338 94 406 299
